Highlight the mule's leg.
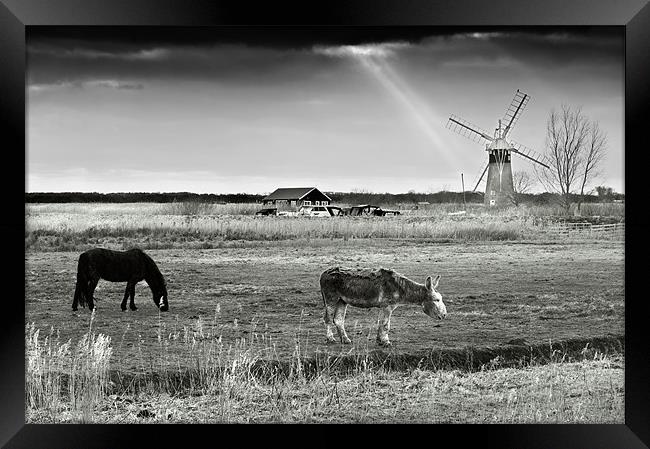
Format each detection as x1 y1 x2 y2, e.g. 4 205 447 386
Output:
128 282 137 311
87 277 99 311
321 292 337 343
376 305 397 346
333 300 352 344
325 315 337 343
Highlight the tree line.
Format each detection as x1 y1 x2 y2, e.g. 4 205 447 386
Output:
24 192 264 203
25 190 622 205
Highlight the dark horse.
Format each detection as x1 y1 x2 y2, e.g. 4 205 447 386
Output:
72 248 169 312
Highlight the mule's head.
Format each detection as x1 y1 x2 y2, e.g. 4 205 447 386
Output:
422 275 446 320
153 286 169 312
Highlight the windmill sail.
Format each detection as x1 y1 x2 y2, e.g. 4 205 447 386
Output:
502 89 530 137
472 160 489 192
446 115 493 143
510 140 550 169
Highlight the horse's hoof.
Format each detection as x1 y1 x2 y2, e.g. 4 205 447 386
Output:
159 305 169 312
130 307 138 311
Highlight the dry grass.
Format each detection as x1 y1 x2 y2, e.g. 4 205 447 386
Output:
66 358 622 423
26 202 262 216
26 313 624 424
26 311 112 423
25 202 624 251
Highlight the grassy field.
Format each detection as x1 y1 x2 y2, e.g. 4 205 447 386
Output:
25 200 625 218
27 317 623 423
24 202 625 423
25 202 624 252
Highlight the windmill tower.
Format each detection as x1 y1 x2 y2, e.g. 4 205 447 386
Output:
446 89 550 207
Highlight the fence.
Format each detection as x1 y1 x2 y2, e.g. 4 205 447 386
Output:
541 222 625 240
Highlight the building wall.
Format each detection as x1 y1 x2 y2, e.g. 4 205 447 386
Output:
484 151 514 207
300 191 330 206
262 190 330 207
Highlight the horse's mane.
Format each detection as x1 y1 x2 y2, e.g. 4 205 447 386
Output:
138 249 166 292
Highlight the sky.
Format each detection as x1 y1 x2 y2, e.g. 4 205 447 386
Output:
26 27 624 195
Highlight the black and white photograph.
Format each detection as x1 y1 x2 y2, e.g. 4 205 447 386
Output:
23 24 627 425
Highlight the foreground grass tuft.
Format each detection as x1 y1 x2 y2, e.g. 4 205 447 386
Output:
26 319 624 424
26 311 112 423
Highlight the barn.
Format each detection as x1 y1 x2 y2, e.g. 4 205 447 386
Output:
262 187 332 207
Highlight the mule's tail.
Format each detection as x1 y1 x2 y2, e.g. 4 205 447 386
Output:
321 290 330 323
73 255 89 308
320 271 334 324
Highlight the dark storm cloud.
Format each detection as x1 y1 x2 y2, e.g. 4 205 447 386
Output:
26 26 443 85
27 34 344 86
27 25 621 50
455 30 622 66
27 26 622 87
382 29 623 73
26 26 477 50
29 79 144 92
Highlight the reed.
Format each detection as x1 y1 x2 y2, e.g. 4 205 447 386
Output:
26 311 113 423
26 315 623 423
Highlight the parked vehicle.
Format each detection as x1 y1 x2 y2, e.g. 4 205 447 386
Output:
326 206 344 216
299 205 331 217
343 204 401 216
255 207 277 216
276 205 345 217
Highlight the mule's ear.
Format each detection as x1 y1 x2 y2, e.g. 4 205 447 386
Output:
432 275 441 289
425 276 432 289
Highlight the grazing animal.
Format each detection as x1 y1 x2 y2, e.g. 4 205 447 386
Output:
319 267 446 346
72 248 169 312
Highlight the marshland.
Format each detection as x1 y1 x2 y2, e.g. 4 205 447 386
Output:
25 201 625 423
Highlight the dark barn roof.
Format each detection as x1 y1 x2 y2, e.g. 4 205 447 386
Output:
263 187 331 201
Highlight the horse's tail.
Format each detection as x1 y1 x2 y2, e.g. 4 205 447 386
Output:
74 254 89 308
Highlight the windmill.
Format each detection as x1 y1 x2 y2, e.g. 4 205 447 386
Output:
446 89 550 207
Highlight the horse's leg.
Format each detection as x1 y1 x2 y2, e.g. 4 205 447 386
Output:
333 300 352 344
128 281 137 311
121 283 131 311
73 255 86 311
87 277 99 311
72 282 81 311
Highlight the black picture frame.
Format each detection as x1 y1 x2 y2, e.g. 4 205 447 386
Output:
3 0 648 447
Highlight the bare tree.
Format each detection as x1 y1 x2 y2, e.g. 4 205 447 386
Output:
350 187 373 204
576 122 607 212
535 105 607 214
595 185 614 200
509 171 535 206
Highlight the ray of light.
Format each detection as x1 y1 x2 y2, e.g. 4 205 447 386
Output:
351 53 459 169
